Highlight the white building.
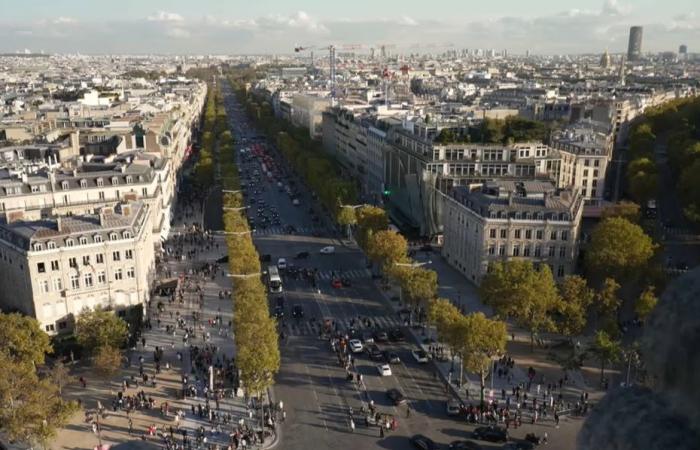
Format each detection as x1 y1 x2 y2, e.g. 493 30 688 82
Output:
0 201 155 333
441 180 583 284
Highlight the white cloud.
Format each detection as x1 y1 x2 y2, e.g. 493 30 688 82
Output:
53 17 77 25
147 11 184 23
398 16 418 26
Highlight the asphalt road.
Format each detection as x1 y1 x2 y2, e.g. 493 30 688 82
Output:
220 82 561 450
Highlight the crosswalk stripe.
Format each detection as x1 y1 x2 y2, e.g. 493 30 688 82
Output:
281 314 403 336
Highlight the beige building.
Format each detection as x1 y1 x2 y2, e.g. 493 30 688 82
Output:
441 180 583 284
0 201 155 333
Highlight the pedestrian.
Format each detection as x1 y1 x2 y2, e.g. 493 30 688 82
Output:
128 418 133 435
406 406 411 418
79 376 87 388
380 426 384 438
349 418 355 433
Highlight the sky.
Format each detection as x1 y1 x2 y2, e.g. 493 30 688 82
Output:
0 0 697 55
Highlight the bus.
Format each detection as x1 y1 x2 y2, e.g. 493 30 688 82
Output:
268 266 283 293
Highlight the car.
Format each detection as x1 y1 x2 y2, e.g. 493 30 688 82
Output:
275 296 285 307
446 399 463 416
374 331 389 342
273 306 284 319
410 434 438 450
311 230 323 237
294 251 309 259
367 344 383 360
377 364 392 377
412 349 430 363
348 339 363 353
319 246 335 255
341 277 352 287
216 255 229 264
389 328 406 342
386 388 406 405
501 441 535 450
362 332 374 344
384 351 401 364
277 258 287 270
472 426 508 443
449 441 484 450
331 278 342 289
260 254 271 263
292 305 304 319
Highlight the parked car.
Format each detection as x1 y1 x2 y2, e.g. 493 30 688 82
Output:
367 344 383 360
449 441 483 450
292 305 304 319
260 254 271 262
374 331 389 342
446 399 463 416
348 339 363 353
341 277 352 287
331 278 342 289
277 258 287 270
501 441 535 450
295 251 309 259
389 328 406 342
377 364 393 377
384 351 401 364
412 349 430 364
319 246 336 254
410 434 438 450
386 388 406 405
472 426 508 443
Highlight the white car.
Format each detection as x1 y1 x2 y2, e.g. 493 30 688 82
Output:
348 339 363 353
277 258 287 270
377 364 392 377
411 349 430 364
319 246 336 255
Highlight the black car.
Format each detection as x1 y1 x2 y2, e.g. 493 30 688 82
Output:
374 331 389 342
216 255 229 264
275 296 285 307
386 388 407 405
367 344 383 360
384 351 401 364
260 254 271 262
292 305 304 319
341 277 352 287
411 434 438 450
449 440 483 450
295 251 309 259
273 305 284 319
502 441 535 450
389 327 406 342
472 426 508 443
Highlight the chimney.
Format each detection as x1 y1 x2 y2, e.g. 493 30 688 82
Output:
56 216 62 232
508 191 514 206
121 203 132 217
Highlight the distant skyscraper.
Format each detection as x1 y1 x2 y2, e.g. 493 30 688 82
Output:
627 26 643 61
600 50 611 68
679 44 688 55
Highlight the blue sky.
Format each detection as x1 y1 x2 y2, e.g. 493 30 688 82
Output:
0 0 698 54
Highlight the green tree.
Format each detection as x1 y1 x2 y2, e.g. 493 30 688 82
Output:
601 201 641 223
585 217 656 279
399 267 438 310
627 160 658 204
590 330 622 385
48 362 74 396
635 286 658 322
93 345 122 378
0 312 52 365
74 309 129 354
679 159 700 223
596 278 622 337
557 275 595 337
337 206 358 237
480 261 560 351
355 206 388 250
366 230 408 274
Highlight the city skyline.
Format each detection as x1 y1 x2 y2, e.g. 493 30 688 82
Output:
0 0 697 55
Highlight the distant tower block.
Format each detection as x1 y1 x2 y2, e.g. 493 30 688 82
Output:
627 26 643 61
600 50 611 68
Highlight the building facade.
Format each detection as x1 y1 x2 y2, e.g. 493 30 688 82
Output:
441 181 583 284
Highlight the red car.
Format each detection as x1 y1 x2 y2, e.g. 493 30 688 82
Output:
331 278 342 288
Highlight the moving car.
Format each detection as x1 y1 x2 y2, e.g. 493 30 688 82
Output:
446 399 463 416
331 278 343 289
319 246 336 255
341 277 352 287
412 349 430 364
292 305 304 319
384 351 401 364
277 258 287 270
377 364 392 377
449 441 483 450
273 305 284 319
410 434 438 450
348 339 363 353
386 388 406 405
374 331 389 342
294 251 309 259
389 328 406 342
367 344 383 360
472 426 508 443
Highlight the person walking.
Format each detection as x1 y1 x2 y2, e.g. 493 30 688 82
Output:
349 418 355 433
406 406 411 418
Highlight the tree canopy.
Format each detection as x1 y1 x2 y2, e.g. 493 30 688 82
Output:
74 309 129 354
585 217 656 279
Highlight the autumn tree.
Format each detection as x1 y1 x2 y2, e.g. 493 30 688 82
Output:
355 206 388 250
74 309 129 354
635 286 658 322
557 275 595 337
601 201 641 223
590 330 622 385
480 261 561 351
93 345 123 378
337 206 358 237
627 157 658 204
399 267 438 310
585 217 656 279
49 362 75 396
596 278 622 337
366 230 408 274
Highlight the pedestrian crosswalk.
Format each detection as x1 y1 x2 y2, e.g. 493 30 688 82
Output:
281 314 405 337
316 268 372 280
251 225 327 236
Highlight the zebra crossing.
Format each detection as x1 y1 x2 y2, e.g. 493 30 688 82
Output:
316 268 372 280
282 315 404 337
251 225 326 236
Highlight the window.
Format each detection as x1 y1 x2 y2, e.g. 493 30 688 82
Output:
561 230 569 241
126 176 133 184
123 231 132 239
65 239 74 247
512 245 520 257
96 178 104 187
61 181 69 190
114 268 123 281
84 273 93 287
33 243 44 251
514 229 521 239
52 277 62 291
488 245 495 255
68 257 77 268
557 265 565 277
534 245 542 257
548 246 556 257
51 260 59 271
110 233 118 241
70 274 80 289
536 229 544 240
112 251 120 261
80 179 88 188
142 187 148 196
125 249 133 259
525 229 532 240
111 177 119 186
82 255 90 266
79 236 88 245
58 321 67 330
489 229 496 238
560 246 567 258
98 272 106 284
47 241 56 249
500 229 507 239
37 262 46 273
96 253 104 264
498 245 506 256
40 279 50 293
550 231 557 240
45 324 55 332
523 246 531 257
126 267 135 279
98 191 105 200
94 235 103 243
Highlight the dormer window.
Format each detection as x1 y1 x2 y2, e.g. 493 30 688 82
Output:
33 243 44 251
126 176 133 184
94 235 103 243
122 231 132 239
80 179 88 188
111 177 119 186
65 239 74 247
96 178 104 187
47 241 56 249
61 181 69 190
79 236 88 245
109 233 118 241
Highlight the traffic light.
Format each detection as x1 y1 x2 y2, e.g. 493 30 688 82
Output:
383 189 391 196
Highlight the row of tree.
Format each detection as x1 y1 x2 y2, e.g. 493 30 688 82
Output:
433 116 550 145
